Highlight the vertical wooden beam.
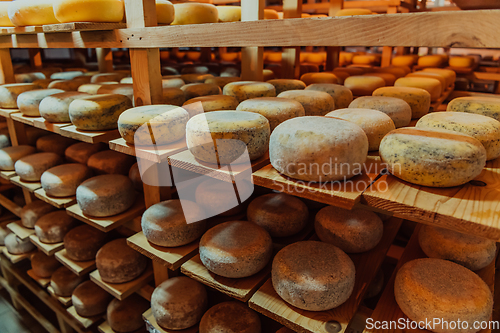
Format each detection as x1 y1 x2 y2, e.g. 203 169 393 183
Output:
381 6 398 67
281 0 302 79
0 49 14 84
28 49 42 70
56 313 74 333
1 265 22 310
394 7 409 56
96 48 114 73
153 260 169 285
6 118 27 146
200 47 211 63
326 0 343 71
241 0 264 81
328 0 343 17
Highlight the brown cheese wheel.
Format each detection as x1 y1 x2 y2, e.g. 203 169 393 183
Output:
34 211 78 244
50 266 85 297
64 225 106 261
36 134 76 156
72 281 112 318
107 294 150 333
4 233 35 254
96 239 147 284
86 150 136 175
31 252 61 278
20 200 57 229
0 145 36 171
40 163 93 198
200 302 261 333
65 142 105 164
14 152 64 182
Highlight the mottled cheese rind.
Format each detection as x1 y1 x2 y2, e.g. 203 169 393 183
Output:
0 145 36 171
373 86 431 120
0 3 14 27
344 75 386 96
395 77 442 102
51 71 83 80
97 84 134 103
48 80 84 91
422 68 456 87
349 96 411 128
205 76 240 89
181 73 214 84
305 83 353 110
65 142 104 164
277 89 334 116
15 72 45 83
54 0 124 23
183 95 239 113
41 163 93 197
17 89 65 116
379 127 487 187
162 87 185 106
362 72 396 86
107 295 150 333
72 281 112 318
15 152 63 182
447 96 500 122
171 3 218 25
180 83 220 100
35 211 77 244
64 225 106 261
86 150 135 175
0 83 40 109
299 73 338 86
20 201 56 229
8 0 59 26
39 91 90 123
267 79 306 95
223 81 276 103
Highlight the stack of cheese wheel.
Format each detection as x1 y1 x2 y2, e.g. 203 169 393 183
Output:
183 95 239 113
72 281 112 318
447 96 500 122
223 81 276 102
4 233 35 254
31 252 61 278
65 142 104 164
86 150 135 175
0 146 36 171
200 302 261 333
350 96 412 127
107 294 150 333
35 211 77 244
171 3 218 25
39 91 90 123
96 239 147 284
0 83 40 108
8 0 60 26
50 266 85 297
277 90 334 116
36 134 76 156
20 201 56 229
266 79 306 95
64 225 106 261
373 86 431 120
15 152 63 182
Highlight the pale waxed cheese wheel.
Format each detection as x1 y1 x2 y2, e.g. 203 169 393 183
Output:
199 302 261 333
50 267 85 297
41 163 93 197
39 91 90 123
416 111 500 160
51 71 84 80
48 80 84 91
76 174 136 217
199 221 273 278
0 83 40 109
181 83 220 100
447 96 500 122
272 241 355 311
72 281 112 318
217 5 241 22
373 86 431 119
107 294 150 333
53 0 125 23
162 87 185 106
0 145 36 171
65 142 104 164
277 90 334 116
31 252 61 278
64 225 106 261
270 116 368 182
266 79 306 95
4 233 35 254
300 73 338 86
223 81 276 103
195 178 252 217
326 108 395 151
344 75 386 96
423 68 456 87
20 201 56 229
315 206 383 253
305 83 353 110
35 211 77 244
181 74 214 84
15 152 63 182
204 77 240 89
183 95 239 113
8 0 59 26
171 3 218 25
236 97 305 132
0 2 14 27
151 276 208 330
419 225 496 271
118 105 189 146
69 94 133 130
36 134 76 156
379 127 487 187
15 72 46 83
394 258 493 333
247 193 308 237
186 111 270 164
97 84 134 102
349 96 412 127
395 77 442 102
86 150 136 175
417 55 445 68
142 199 207 247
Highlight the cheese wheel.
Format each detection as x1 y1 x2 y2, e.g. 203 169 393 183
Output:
247 193 308 237
422 68 456 87
348 96 411 128
76 174 136 217
334 67 364 76
52 0 123 23
304 83 353 110
41 163 93 197
65 142 104 164
50 267 85 297
373 86 431 119
183 95 239 113
223 81 276 103
0 145 36 171
0 226 11 246
97 84 134 102
181 83 220 100
380 128 487 187
35 211 77 244
152 276 207 330
266 79 306 95
47 80 83 92
8 0 59 26
236 97 305 132
156 0 174 24
31 252 61 278
315 206 383 253
331 70 349 84
4 233 35 254
395 258 493 333
344 76 385 96
36 134 76 156
205 77 240 89
32 79 56 89
107 295 150 333
39 91 90 123
417 55 444 68
181 74 214 84
0 83 40 109
69 94 133 130
217 5 241 22
220 52 239 62
118 105 189 146
277 90 334 116
162 78 184 89
162 87 185 106
362 72 396 86
15 72 46 83
77 83 116 94
374 66 406 79
172 3 218 25
447 96 500 122
299 73 338 85
391 55 416 67
306 52 327 65
264 8 279 19
449 56 474 68
72 281 112 318
194 178 252 217
326 108 395 151
91 73 124 83
87 150 135 175
335 8 372 16
186 111 270 164
272 241 355 311
51 71 84 80
353 55 379 65
200 221 273 278
395 77 442 101
416 112 500 160
270 116 368 182
406 71 446 92
20 201 56 229
200 302 261 333
0 2 14 27
263 69 276 81
64 225 106 261
15 152 63 182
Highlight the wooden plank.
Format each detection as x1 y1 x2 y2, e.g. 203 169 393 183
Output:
2 247 34 263
27 269 51 288
97 48 114 73
55 249 96 276
10 175 42 192
34 188 77 209
240 0 264 81
11 112 37 125
28 49 42 69
0 170 16 179
5 26 44 35
109 137 187 163
0 49 14 84
32 117 71 134
47 285 73 308
0 108 19 118
7 221 34 240
43 22 126 33
0 193 22 216
143 308 198 333
89 264 154 300
99 320 148 333
29 234 64 256
59 125 120 144
67 305 103 329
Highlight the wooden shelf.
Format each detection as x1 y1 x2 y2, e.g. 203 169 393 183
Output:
34 188 76 209
59 125 121 144
67 305 103 329
42 22 127 33
0 170 16 180
47 285 73 308
89 264 154 300
98 320 148 333
7 221 34 240
10 176 42 192
429 84 454 112
29 234 64 256
0 26 43 35
2 247 34 263
55 249 95 276
109 137 187 163
32 118 71 134
27 269 51 288
10 112 37 126
0 108 19 118
143 308 198 333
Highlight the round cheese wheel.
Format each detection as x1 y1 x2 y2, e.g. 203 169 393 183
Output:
223 81 276 103
53 0 124 23
15 152 63 182
31 252 61 278
128 163 143 192
118 105 189 146
156 0 175 24
15 73 46 83
315 206 383 253
331 70 349 84
264 8 279 19
304 83 353 110
41 163 93 197
272 241 355 311
97 84 134 103
395 77 442 102
0 2 14 27
39 91 90 123
36 134 76 156
77 83 116 94
183 95 239 113
417 55 445 68
69 94 133 131
195 178 251 217
380 128 487 187
200 302 261 333
419 225 496 271
0 225 11 246
344 75 386 96
395 258 493 333
152 276 207 330
270 116 368 182
447 96 500 122
217 5 241 22
35 211 77 244
449 56 474 68
72 281 112 318
180 83 220 100
373 86 431 120
374 66 406 79
326 108 396 151
266 79 306 95
334 67 364 76
8 0 59 26
86 150 135 175
0 145 36 171
51 71 84 81
205 77 240 89
76 174 136 217
300 73 338 86
349 96 412 128
362 72 396 86
200 221 273 278
277 89 334 116
142 200 206 247
171 3 218 25
181 74 214 84
65 142 104 164
0 83 40 109
4 233 35 254
48 80 84 92
407 72 447 92
107 294 150 333
247 193 308 237
391 55 416 67
96 238 147 284
162 87 185 106
50 267 85 297
64 225 106 261
91 73 124 84
21 201 56 229
186 111 270 164
335 8 372 16
423 68 456 87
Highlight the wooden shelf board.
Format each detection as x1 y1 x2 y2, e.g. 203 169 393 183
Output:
10 112 37 126
109 137 187 163
29 234 64 256
1 247 34 264
67 305 103 329
66 198 145 232
55 248 95 276
0 170 16 180
47 285 73 307
248 218 402 333
7 221 34 240
42 22 127 33
127 231 199 271
89 265 154 301
27 269 51 288
34 188 76 209
143 308 198 333
59 125 120 144
0 108 19 118
10 175 42 192
429 84 454 112
32 118 71 134
99 320 148 333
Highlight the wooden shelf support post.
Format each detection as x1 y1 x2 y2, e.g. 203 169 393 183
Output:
28 49 43 70
381 6 398 67
0 49 14 84
241 0 265 81
96 48 114 73
281 0 302 79
326 0 344 71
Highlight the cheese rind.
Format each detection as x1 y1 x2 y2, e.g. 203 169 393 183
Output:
449 56 474 68
41 163 93 197
181 83 220 100
183 95 239 113
406 71 447 92
395 77 442 102
417 55 444 68
266 79 306 95
348 96 411 128
107 295 150 333
15 72 46 83
171 3 218 25
156 0 175 24
344 75 385 96
217 5 241 22
372 86 431 120
36 134 76 156
87 150 135 175
31 252 61 278
181 74 214 84
53 0 124 23
35 211 77 244
64 225 106 261
39 91 90 123
205 77 240 89
0 83 40 109
0 3 14 27
50 267 85 296
0 145 36 171
72 281 112 318
422 68 456 87
21 201 56 229
8 0 60 26
362 72 396 85
65 142 104 164
277 89 334 116
305 83 353 110
48 80 84 92
391 55 416 67
447 96 500 122
4 233 35 254
17 89 65 116
300 73 338 85
223 81 276 103
200 302 261 333
97 84 134 102
15 152 63 182
162 87 185 106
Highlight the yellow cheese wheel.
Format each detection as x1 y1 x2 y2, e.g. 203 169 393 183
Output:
334 67 364 76
373 86 431 119
339 52 354 65
264 9 279 19
0 83 40 109
223 81 276 103
300 73 338 85
205 77 240 89
217 5 240 22
306 53 326 65
53 0 124 23
349 96 411 128
406 72 446 92
181 83 220 100
304 83 353 110
395 77 442 102
171 3 218 25
220 52 239 62
91 73 124 83
48 79 84 91
335 8 373 16
97 84 134 102
0 2 13 27
422 68 456 87
447 96 500 122
449 56 474 68
344 76 385 96
391 55 416 67
362 72 396 86
183 95 239 113
330 70 349 84
156 0 174 25
352 55 379 65
277 90 334 116
8 0 59 26
266 79 306 95
373 66 406 79
417 55 444 68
